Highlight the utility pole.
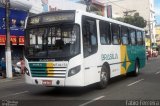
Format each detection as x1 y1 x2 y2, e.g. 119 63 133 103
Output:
148 21 153 56
84 0 91 12
105 0 125 18
5 0 13 78
1 0 13 78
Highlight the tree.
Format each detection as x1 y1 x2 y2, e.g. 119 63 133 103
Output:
115 12 147 28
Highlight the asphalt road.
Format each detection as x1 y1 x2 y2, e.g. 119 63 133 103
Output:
0 56 160 106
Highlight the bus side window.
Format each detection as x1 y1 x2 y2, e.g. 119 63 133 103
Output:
136 30 143 45
129 29 136 45
111 24 120 45
121 26 129 45
99 21 111 45
82 16 98 58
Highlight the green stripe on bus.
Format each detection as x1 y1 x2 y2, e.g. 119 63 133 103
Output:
32 74 48 77
29 63 47 68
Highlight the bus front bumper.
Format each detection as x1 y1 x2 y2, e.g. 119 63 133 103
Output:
25 75 65 87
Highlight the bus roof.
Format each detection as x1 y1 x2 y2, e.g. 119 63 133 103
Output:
76 10 144 31
28 10 144 31
29 10 76 18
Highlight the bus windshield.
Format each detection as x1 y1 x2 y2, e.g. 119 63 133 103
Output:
25 24 80 60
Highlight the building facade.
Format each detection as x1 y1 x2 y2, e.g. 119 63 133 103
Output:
10 0 86 14
0 7 27 64
155 25 160 46
107 0 156 45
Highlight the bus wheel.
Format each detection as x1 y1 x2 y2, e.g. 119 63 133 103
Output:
133 61 139 76
97 65 110 89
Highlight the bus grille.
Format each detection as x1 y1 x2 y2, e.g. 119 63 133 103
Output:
29 63 67 78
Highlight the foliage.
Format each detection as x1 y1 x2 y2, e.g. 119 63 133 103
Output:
115 13 147 28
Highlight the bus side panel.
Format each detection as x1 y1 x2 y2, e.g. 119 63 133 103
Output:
83 51 101 86
100 45 121 78
120 45 135 74
125 45 136 73
120 45 147 74
135 45 146 69
125 45 146 73
83 45 121 86
120 45 146 74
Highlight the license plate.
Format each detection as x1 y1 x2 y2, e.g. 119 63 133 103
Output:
42 80 52 86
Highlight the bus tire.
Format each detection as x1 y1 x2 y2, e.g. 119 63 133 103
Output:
97 64 110 89
133 60 139 76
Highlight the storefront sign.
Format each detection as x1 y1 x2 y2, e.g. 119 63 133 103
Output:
0 7 27 38
0 35 24 45
0 35 17 45
19 36 24 45
0 36 5 45
11 36 17 45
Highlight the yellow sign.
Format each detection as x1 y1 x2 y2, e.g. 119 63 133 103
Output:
145 38 150 47
156 30 160 35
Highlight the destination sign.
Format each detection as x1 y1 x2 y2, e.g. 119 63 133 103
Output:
42 13 75 23
29 17 40 24
28 12 75 26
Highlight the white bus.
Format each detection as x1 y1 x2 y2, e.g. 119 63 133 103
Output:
24 10 146 89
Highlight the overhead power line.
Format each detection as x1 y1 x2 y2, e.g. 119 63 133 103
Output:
107 0 131 11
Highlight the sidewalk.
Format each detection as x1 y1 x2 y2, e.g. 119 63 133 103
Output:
0 74 22 83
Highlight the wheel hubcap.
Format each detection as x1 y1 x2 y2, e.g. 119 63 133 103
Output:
136 64 139 74
101 71 107 82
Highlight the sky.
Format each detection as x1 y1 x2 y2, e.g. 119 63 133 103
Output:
69 0 160 25
154 0 160 25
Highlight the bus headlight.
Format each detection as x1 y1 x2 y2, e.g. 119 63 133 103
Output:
25 67 30 76
68 65 81 77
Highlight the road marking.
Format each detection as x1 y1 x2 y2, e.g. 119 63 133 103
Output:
127 79 144 87
155 71 160 75
0 91 29 99
79 96 105 106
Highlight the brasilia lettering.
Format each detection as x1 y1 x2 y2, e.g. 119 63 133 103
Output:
101 53 118 61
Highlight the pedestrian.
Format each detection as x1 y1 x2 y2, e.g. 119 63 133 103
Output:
20 57 25 74
1 58 6 78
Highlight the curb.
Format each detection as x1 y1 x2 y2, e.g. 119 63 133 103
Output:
0 74 22 83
